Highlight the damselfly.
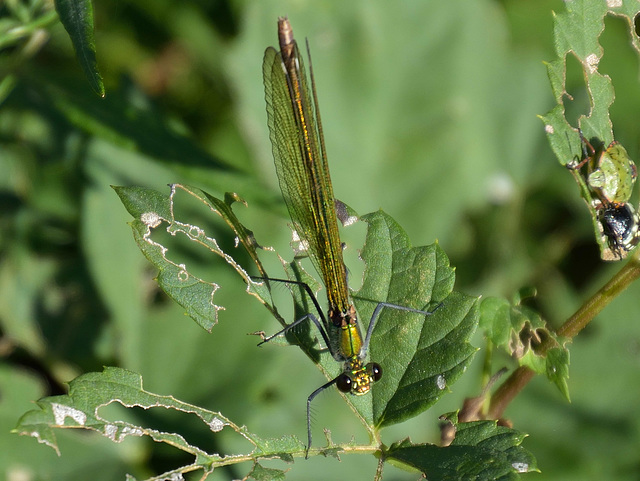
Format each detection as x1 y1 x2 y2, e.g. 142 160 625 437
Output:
261 17 437 453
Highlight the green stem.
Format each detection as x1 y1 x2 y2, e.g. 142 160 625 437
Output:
374 455 384 481
489 249 640 419
557 250 640 337
481 340 494 415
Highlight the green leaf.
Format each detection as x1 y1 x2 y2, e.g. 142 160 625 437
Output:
13 367 303 477
248 463 287 481
54 0 104 97
113 184 280 332
546 346 570 401
479 296 512 347
352 210 478 429
387 418 538 480
255 209 478 449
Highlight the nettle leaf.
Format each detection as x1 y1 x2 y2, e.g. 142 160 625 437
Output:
387 417 538 480
54 0 104 96
479 295 570 400
113 184 280 332
478 296 512 347
113 184 480 457
345 210 479 429
266 209 479 448
13 367 302 478
539 0 640 260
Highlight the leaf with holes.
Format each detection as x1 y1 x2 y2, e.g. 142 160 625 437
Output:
13 367 302 479
113 184 280 332
539 0 640 260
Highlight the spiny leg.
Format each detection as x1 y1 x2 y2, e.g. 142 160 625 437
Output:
567 128 595 170
252 276 333 352
305 377 338 458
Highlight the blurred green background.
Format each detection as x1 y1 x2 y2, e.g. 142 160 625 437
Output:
2 0 640 479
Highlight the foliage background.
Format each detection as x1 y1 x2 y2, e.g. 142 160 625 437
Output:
2 0 640 479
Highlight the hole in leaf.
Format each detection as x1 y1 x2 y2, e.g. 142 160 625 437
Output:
599 14 640 158
563 53 589 127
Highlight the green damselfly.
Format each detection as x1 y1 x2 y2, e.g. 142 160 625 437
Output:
260 17 437 453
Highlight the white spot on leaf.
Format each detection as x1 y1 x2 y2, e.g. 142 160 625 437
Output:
512 462 529 473
104 424 118 440
436 375 446 390
585 54 599 73
177 266 189 281
107 425 145 443
209 417 225 432
141 212 162 228
544 124 554 134
121 426 144 437
52 403 87 426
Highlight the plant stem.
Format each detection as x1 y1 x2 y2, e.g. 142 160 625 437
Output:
374 455 384 481
489 249 640 419
557 250 640 337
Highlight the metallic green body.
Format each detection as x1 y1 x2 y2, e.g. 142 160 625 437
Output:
263 18 378 395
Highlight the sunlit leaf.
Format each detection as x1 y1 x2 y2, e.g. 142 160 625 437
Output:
113 184 279 332
14 367 302 478
387 416 538 480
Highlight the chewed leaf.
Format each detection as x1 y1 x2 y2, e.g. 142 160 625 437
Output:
479 296 570 400
271 209 479 436
541 0 614 149
113 185 281 332
387 417 538 480
349 210 478 428
13 367 303 477
539 1 640 260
